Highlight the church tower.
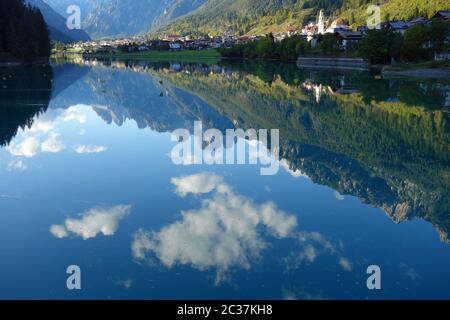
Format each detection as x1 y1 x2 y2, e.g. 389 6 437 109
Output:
318 10 325 35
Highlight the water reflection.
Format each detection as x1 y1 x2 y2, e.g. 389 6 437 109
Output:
50 205 131 240
3 60 450 238
0 65 53 147
83 59 447 243
132 173 297 285
1 59 450 298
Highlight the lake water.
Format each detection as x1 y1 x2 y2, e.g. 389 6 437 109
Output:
0 59 449 299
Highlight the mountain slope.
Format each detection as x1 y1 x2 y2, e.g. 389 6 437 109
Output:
26 0 90 43
44 0 206 39
155 0 450 36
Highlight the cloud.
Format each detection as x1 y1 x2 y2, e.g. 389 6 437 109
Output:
171 173 226 197
339 257 353 271
115 279 133 289
63 107 87 123
41 133 65 153
334 191 345 201
399 263 420 280
8 159 27 171
291 232 337 265
280 159 310 179
7 137 40 157
285 232 352 272
49 224 69 239
74 144 107 154
29 120 55 133
50 205 131 240
132 173 297 284
282 287 329 300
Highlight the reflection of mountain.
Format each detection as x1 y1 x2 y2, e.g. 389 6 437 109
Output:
48 59 450 242
49 62 233 133
144 62 450 241
51 63 91 98
0 65 53 146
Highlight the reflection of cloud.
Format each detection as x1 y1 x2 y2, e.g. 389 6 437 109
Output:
74 144 107 154
339 257 353 271
180 152 199 166
132 173 297 284
7 137 40 157
63 107 87 123
171 173 225 197
116 279 133 289
280 159 309 179
400 263 420 280
405 268 420 280
282 287 329 300
41 133 65 153
0 194 19 199
8 159 27 171
49 224 69 239
29 120 54 133
294 232 336 264
334 191 345 201
285 232 351 272
50 205 131 240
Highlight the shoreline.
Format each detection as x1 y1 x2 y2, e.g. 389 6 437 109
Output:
55 50 221 64
382 68 450 79
0 58 50 67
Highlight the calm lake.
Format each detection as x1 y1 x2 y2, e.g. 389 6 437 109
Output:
0 59 449 299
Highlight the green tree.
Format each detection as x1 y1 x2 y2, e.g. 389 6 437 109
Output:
359 29 396 64
318 34 339 55
427 21 450 54
401 24 429 61
0 0 51 61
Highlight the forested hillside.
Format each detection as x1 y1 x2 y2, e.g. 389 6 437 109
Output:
155 0 450 36
0 0 51 60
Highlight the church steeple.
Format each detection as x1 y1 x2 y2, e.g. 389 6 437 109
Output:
318 10 325 35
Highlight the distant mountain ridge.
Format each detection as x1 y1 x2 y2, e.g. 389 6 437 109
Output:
38 0 449 39
43 0 207 39
26 0 90 43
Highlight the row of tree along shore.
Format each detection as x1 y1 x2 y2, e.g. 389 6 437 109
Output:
220 21 449 66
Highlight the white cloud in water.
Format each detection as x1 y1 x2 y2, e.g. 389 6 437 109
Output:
50 205 131 240
170 173 227 197
49 224 69 239
339 257 353 271
8 159 27 171
132 173 297 284
29 120 55 133
74 144 107 154
7 137 40 157
285 232 352 272
41 133 65 153
279 159 310 179
63 107 87 124
334 191 345 201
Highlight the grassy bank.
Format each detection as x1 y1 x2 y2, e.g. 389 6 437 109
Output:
79 49 221 64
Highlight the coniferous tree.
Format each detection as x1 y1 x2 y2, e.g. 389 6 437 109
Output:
0 0 51 61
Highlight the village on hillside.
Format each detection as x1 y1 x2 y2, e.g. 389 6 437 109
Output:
61 9 450 58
